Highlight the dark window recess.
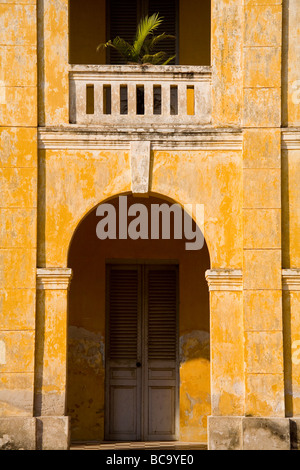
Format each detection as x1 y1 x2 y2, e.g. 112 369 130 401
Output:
170 86 178 115
137 86 145 115
107 0 138 65
120 85 128 115
103 85 112 114
107 0 177 65
86 85 95 115
148 0 177 65
153 86 162 115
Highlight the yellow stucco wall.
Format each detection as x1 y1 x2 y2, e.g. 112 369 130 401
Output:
1 0 300 450
38 149 243 270
0 1 37 419
36 146 243 442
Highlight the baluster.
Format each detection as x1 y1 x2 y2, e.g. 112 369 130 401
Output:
178 83 187 116
161 83 170 116
144 83 153 116
94 82 104 119
194 83 201 117
76 80 88 123
111 82 120 115
128 83 136 116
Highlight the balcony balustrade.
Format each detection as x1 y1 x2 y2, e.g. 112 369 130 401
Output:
69 65 212 128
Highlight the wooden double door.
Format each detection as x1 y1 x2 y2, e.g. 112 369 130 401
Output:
105 264 179 441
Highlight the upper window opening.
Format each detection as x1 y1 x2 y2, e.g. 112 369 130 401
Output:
107 0 178 65
69 0 211 66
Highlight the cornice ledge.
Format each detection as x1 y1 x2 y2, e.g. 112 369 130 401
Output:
205 269 243 292
282 129 300 150
37 268 73 290
282 269 300 291
38 127 243 151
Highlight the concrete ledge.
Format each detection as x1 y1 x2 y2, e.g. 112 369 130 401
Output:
243 418 290 451
208 417 243 450
290 419 300 450
0 417 36 450
208 416 291 450
36 416 70 450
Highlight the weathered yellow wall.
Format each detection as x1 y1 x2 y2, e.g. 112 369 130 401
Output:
38 0 69 126
38 149 243 270
282 0 300 127
242 0 285 418
67 197 210 442
2 0 300 451
281 0 300 422
37 147 243 442
211 0 243 126
0 1 37 418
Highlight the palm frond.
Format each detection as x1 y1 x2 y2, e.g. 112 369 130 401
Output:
133 13 164 58
144 33 176 52
98 13 174 65
141 51 168 65
162 55 176 65
97 37 134 61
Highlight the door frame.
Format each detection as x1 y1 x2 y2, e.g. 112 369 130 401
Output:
104 260 180 441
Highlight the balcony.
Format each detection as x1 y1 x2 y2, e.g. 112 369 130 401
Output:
69 65 212 129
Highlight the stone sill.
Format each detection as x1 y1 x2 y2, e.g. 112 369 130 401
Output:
69 64 212 79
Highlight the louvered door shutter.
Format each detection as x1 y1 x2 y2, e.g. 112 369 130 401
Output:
147 267 178 361
145 265 179 440
148 0 178 64
108 0 138 64
108 267 139 360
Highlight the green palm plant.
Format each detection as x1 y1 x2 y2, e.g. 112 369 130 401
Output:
98 13 176 65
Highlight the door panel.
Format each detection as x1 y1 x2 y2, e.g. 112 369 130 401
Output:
148 386 175 436
106 264 178 441
106 266 142 440
144 266 179 440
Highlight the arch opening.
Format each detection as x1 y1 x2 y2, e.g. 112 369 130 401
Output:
67 194 211 444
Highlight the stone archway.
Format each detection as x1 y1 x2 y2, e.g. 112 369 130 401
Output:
66 194 211 444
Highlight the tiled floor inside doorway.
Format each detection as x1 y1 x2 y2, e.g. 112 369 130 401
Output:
71 442 207 450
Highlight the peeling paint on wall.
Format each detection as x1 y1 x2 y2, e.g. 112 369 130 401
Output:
180 331 210 363
68 326 105 373
0 341 6 365
0 81 6 104
179 331 211 442
67 326 105 441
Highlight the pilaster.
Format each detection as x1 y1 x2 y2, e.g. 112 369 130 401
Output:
206 270 244 417
35 268 72 417
242 0 284 418
0 0 38 426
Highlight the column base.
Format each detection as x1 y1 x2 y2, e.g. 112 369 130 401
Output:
208 416 291 450
290 419 300 450
36 416 70 450
0 416 70 450
0 417 36 450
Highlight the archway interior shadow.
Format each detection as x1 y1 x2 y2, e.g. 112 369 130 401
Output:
67 195 211 443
